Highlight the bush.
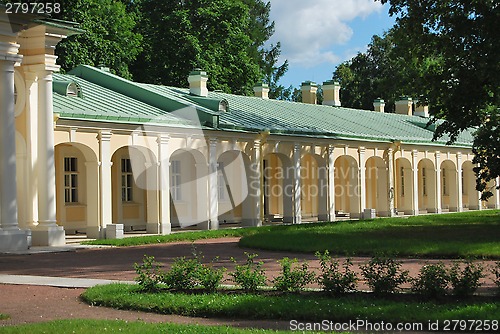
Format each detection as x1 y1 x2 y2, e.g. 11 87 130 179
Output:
134 255 164 292
360 256 409 295
316 251 357 295
492 262 500 293
229 252 267 292
198 257 226 293
411 262 449 298
162 256 202 291
449 260 485 297
272 257 315 293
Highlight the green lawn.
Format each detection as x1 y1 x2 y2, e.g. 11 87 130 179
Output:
82 284 500 325
239 210 500 258
83 210 500 258
0 314 9 320
0 319 295 334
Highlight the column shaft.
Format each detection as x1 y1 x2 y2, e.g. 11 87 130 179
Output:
387 148 395 217
358 147 366 217
157 135 171 234
208 138 219 229
456 153 463 212
435 152 442 213
293 143 302 224
327 145 336 221
98 131 113 238
412 150 419 215
250 139 262 226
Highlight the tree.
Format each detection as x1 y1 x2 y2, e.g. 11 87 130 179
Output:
333 29 420 112
45 0 143 79
357 1 498 199
132 0 283 96
260 42 290 99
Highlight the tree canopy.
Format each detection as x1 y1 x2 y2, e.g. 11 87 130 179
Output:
335 0 499 199
130 0 285 96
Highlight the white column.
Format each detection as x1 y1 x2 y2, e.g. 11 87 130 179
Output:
358 147 366 218
208 138 219 230
327 144 336 221
157 134 171 234
293 143 302 224
387 148 395 217
456 153 463 212
98 131 113 238
411 150 419 215
31 70 65 246
435 151 442 213
0 45 29 251
249 139 262 226
23 70 39 228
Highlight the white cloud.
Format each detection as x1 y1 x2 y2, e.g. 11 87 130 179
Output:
268 0 383 67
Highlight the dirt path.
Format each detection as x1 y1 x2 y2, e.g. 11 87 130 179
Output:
0 237 497 330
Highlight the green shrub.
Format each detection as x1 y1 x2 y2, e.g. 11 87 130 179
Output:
360 256 409 295
198 257 226 293
134 255 164 292
229 253 267 292
315 251 357 295
162 256 202 291
449 260 485 297
411 262 449 298
272 257 315 293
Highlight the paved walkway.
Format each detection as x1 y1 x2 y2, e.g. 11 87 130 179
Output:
0 274 133 288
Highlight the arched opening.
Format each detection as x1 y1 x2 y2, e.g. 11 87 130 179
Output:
301 153 328 221
440 160 458 212
111 146 157 232
54 142 99 237
169 148 208 228
417 159 436 213
334 155 360 219
462 161 480 210
217 150 255 226
395 158 413 215
263 153 294 223
365 156 390 217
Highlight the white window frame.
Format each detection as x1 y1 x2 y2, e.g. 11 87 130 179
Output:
121 158 133 202
171 160 182 201
64 157 78 203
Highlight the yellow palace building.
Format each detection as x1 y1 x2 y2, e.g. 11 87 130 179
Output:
1 12 499 251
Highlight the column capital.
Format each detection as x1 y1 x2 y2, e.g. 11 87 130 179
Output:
293 143 301 152
358 146 366 154
328 144 335 154
253 139 261 149
0 42 23 64
98 130 112 142
157 134 170 145
209 137 218 147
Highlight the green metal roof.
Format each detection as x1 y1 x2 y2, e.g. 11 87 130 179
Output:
53 65 474 147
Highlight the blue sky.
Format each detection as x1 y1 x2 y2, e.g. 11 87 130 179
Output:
267 0 396 88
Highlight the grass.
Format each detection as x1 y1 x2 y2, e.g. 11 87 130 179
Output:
82 284 500 324
81 226 272 246
0 319 296 334
239 210 500 258
83 210 500 258
0 314 9 320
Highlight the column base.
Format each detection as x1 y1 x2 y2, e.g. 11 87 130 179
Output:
147 222 160 234
411 209 419 216
283 216 293 223
86 226 104 239
159 223 171 235
31 225 65 246
0 229 30 251
209 220 219 230
105 224 124 239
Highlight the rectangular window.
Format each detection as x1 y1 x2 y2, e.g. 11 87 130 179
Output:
400 167 405 197
171 160 181 201
422 168 427 196
121 158 133 202
218 162 226 200
64 157 78 203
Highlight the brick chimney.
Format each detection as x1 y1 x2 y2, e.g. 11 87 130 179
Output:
253 82 269 99
188 68 208 97
395 97 412 115
301 81 317 104
373 98 385 112
322 80 341 106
